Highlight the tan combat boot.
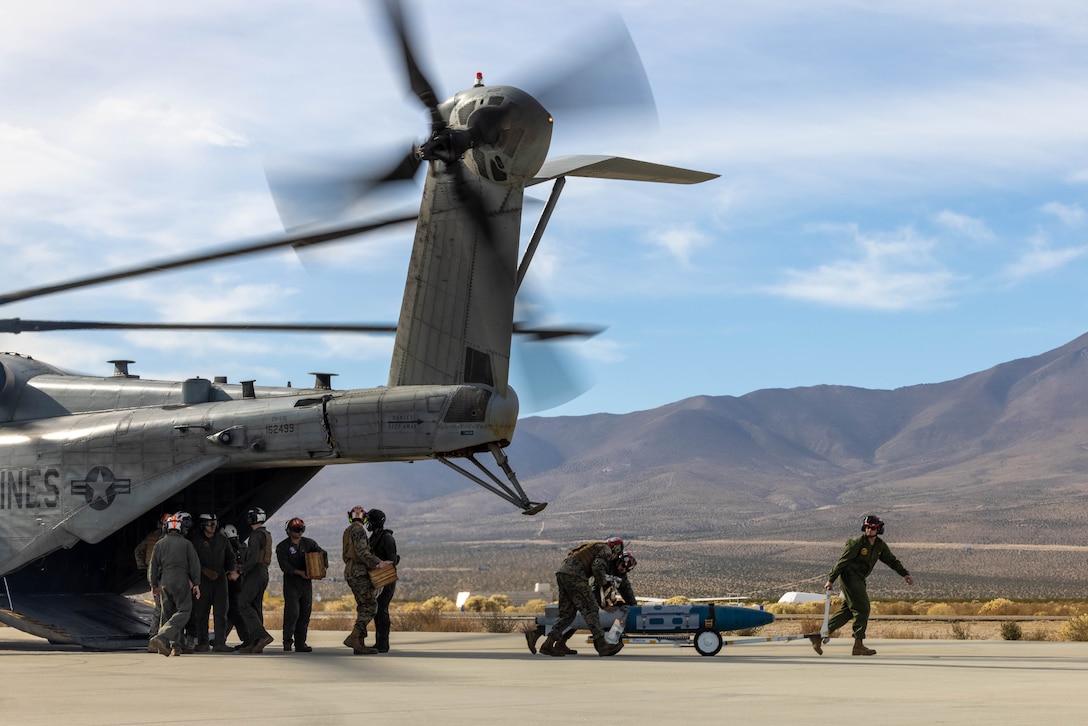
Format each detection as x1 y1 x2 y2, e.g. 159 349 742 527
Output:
808 635 823 655
852 637 876 656
343 627 363 651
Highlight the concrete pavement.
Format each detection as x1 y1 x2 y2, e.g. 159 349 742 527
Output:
1 628 1084 724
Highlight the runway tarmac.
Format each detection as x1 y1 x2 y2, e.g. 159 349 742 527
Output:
1 628 1084 724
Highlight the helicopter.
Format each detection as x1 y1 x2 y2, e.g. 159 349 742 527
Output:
0 0 716 649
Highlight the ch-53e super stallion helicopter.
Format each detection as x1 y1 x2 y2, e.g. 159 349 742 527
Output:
0 0 716 649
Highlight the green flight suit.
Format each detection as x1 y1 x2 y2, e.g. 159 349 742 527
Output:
826 534 910 639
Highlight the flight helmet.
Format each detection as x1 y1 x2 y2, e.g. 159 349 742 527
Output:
366 509 386 530
222 524 239 539
245 507 267 526
605 537 624 556
174 511 193 536
286 517 306 535
348 506 367 523
165 514 183 532
198 513 218 528
617 551 637 574
861 514 885 535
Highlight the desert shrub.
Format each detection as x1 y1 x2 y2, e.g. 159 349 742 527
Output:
927 603 957 616
520 599 548 614
979 598 1022 616
950 622 973 640
478 611 518 633
1058 614 1088 641
879 627 924 639
392 610 477 632
311 613 354 630
765 603 800 615
1025 629 1050 641
1000 621 1023 640
263 611 283 629
664 596 691 605
487 594 512 610
325 594 358 612
875 600 917 616
419 596 457 613
462 595 488 612
798 618 822 635
767 599 835 616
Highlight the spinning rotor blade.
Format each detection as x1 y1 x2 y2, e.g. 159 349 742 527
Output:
380 0 443 129
0 320 400 335
526 15 658 130
265 147 422 230
0 213 417 308
510 285 601 412
514 335 594 414
0 319 600 339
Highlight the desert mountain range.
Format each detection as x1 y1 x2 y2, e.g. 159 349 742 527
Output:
285 331 1088 598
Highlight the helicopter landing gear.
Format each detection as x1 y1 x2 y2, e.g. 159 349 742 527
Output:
437 442 547 515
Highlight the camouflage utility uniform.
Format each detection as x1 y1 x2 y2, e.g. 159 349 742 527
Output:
342 522 383 653
547 542 615 644
826 534 910 639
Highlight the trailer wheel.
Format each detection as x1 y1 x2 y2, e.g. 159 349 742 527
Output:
693 628 723 656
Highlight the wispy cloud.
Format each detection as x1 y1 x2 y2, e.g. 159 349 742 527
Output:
935 210 995 241
1001 233 1087 279
1040 201 1085 226
765 226 961 310
646 225 711 266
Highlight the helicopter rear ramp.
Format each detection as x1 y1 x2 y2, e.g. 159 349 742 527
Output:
0 592 152 650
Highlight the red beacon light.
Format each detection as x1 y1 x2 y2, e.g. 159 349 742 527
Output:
474 72 484 87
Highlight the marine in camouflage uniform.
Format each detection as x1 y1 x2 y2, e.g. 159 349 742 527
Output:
540 539 624 657
342 506 392 655
820 514 914 656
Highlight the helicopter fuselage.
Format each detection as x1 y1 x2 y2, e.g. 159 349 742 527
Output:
0 351 517 579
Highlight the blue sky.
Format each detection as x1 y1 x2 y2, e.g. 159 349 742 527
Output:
2 1 1087 417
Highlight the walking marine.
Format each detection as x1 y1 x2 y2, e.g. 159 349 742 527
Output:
813 514 914 656
148 513 201 657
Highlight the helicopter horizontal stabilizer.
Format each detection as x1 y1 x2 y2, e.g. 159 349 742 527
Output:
529 155 719 186
0 593 154 650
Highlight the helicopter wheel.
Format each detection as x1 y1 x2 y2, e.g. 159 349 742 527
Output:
693 627 723 656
